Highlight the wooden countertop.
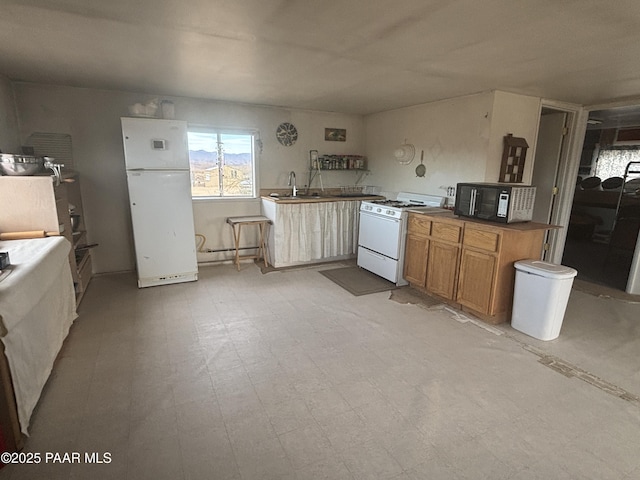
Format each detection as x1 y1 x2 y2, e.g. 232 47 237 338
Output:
261 195 384 204
409 210 560 231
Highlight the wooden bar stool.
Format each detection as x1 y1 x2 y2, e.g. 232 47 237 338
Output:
226 216 272 271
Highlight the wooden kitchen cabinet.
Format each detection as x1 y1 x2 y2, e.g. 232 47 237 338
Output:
458 222 551 323
425 218 462 300
403 215 430 286
426 240 460 299
405 214 463 300
457 225 501 314
404 212 554 324
457 248 496 314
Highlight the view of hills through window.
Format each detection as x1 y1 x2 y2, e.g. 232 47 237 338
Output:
187 131 255 197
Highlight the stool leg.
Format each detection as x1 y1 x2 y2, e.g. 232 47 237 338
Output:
258 222 268 268
264 223 271 267
233 225 241 271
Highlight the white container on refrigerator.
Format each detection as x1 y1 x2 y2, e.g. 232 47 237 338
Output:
121 117 198 288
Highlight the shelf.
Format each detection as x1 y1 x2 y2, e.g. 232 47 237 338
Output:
75 248 90 269
75 250 92 307
72 230 86 246
0 173 92 305
313 154 367 171
315 167 368 172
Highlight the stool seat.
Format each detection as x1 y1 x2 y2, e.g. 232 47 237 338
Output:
226 216 271 271
226 216 271 225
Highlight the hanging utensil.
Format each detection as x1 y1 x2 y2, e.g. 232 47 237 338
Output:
394 140 415 165
415 150 426 177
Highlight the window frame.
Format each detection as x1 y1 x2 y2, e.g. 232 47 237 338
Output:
187 125 259 200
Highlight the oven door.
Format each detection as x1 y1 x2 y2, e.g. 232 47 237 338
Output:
358 210 402 259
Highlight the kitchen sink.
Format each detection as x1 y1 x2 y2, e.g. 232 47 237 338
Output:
269 193 325 200
268 192 378 200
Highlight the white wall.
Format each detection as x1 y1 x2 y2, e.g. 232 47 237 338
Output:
364 92 494 202
11 83 543 274
13 83 365 273
0 74 19 153
487 91 541 184
364 91 542 203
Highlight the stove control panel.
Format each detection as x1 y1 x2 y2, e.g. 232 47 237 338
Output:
362 204 400 217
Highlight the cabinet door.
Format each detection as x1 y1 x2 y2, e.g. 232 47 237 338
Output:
404 234 429 286
426 241 460 300
407 214 431 237
457 249 496 314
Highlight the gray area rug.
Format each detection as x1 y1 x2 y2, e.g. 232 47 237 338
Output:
319 266 398 296
258 259 346 274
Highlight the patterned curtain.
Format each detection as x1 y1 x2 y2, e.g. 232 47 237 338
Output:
595 147 640 179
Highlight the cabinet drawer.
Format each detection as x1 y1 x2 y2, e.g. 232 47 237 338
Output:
408 215 431 236
463 228 500 252
431 221 461 243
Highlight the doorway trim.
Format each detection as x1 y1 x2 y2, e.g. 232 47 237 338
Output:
535 99 587 264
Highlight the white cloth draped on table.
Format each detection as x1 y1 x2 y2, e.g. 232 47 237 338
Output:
274 201 359 265
0 237 77 435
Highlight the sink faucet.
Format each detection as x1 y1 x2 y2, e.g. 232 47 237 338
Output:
288 171 298 197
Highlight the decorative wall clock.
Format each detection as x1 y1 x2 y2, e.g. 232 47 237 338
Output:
276 122 298 146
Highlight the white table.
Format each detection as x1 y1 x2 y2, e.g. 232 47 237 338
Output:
0 237 77 436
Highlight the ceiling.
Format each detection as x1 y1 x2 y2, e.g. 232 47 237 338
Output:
587 105 640 130
2 0 640 116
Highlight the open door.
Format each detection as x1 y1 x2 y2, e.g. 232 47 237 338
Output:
531 109 568 260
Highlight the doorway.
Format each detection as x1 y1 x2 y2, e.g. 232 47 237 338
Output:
561 105 640 292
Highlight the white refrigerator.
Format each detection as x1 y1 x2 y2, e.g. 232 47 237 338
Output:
121 117 198 288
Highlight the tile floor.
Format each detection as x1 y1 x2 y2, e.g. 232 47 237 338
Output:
562 236 634 291
1 261 640 480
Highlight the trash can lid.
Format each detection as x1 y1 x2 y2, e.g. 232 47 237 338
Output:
514 259 578 279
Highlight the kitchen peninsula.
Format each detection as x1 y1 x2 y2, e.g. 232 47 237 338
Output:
261 192 383 268
404 210 559 324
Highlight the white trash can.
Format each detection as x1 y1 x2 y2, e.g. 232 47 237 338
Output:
511 260 578 341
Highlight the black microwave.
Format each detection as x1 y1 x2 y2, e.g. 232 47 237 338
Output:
454 183 536 223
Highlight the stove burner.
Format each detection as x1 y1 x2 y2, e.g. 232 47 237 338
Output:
370 200 417 208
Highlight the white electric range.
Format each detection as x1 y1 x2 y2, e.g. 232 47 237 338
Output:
357 192 447 285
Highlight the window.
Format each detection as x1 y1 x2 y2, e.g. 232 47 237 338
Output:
595 146 640 179
187 128 256 198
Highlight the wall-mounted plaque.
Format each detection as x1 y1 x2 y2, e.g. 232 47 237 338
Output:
325 128 346 142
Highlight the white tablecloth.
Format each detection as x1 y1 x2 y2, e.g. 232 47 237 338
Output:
0 237 77 434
